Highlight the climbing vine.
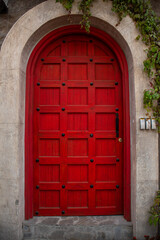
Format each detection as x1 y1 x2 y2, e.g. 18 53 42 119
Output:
56 0 160 130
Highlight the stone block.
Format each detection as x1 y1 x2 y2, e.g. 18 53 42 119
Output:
0 222 21 240
48 230 65 240
19 0 66 32
136 180 158 238
0 124 24 179
0 69 25 124
136 135 158 181
0 26 32 70
64 230 96 240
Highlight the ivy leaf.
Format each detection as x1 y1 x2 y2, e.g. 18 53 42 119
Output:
134 14 140 19
136 35 141 40
150 46 158 53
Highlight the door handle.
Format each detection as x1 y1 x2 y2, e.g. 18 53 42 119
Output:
116 113 119 137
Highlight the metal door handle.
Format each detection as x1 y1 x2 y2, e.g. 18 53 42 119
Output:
116 113 119 137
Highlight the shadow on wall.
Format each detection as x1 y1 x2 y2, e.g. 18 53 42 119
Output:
0 0 8 12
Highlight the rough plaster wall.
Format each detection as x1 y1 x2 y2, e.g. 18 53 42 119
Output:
0 0 159 239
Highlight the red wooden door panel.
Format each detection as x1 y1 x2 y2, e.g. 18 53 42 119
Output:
33 35 123 216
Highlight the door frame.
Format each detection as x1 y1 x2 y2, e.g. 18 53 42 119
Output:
25 25 131 221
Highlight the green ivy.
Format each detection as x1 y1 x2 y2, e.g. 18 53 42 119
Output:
149 190 160 226
56 0 160 131
56 0 74 11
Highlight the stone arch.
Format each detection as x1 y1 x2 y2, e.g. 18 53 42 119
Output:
0 1 158 239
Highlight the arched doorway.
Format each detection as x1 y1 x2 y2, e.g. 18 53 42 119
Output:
25 25 130 220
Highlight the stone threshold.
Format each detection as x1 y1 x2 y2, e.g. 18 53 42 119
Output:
23 216 133 240
23 215 132 227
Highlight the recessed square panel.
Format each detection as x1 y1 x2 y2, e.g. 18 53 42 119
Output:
68 88 88 105
95 88 115 105
68 64 88 80
68 139 88 156
39 113 60 130
68 41 88 56
95 139 116 156
96 164 116 182
95 113 115 131
40 88 60 106
39 139 60 156
39 190 60 208
40 64 60 80
39 165 60 182
68 190 88 208
95 63 114 80
68 113 88 130
67 165 88 182
96 190 116 207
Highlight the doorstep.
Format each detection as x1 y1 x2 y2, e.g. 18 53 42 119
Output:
23 216 133 240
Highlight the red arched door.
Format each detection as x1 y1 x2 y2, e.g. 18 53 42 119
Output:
33 34 123 216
